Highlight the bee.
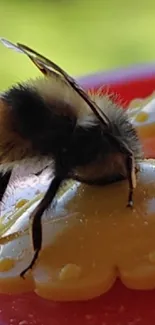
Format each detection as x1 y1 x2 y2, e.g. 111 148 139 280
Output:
0 38 142 279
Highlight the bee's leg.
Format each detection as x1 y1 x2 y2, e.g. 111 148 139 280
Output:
0 170 12 202
126 153 136 208
20 175 63 279
34 165 49 177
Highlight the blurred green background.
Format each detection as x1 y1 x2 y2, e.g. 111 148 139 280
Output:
0 0 155 89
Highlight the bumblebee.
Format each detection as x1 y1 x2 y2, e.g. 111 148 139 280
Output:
0 38 142 278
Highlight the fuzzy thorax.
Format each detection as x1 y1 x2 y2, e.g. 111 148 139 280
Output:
0 78 142 181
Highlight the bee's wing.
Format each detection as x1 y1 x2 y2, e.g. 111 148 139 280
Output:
0 37 109 126
0 38 24 53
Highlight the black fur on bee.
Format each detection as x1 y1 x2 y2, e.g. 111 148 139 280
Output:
0 38 142 278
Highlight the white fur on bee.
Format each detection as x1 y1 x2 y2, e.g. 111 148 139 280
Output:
0 157 52 175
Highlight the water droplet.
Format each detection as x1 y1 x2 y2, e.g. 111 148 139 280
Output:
15 199 28 209
85 314 93 320
135 111 149 123
119 305 125 313
19 321 28 325
149 251 155 263
28 314 34 319
59 263 82 280
92 261 96 268
0 258 15 272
